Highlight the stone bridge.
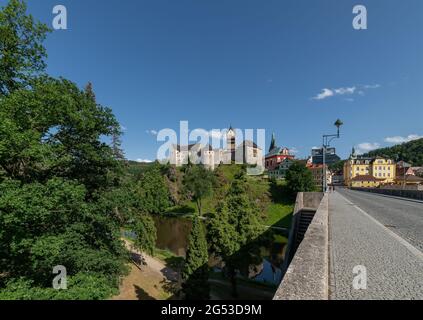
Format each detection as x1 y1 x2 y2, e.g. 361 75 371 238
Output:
274 188 423 300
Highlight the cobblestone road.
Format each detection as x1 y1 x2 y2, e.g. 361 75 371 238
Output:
337 188 423 251
329 190 423 300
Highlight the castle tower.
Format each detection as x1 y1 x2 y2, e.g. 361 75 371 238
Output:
351 146 357 159
227 126 236 162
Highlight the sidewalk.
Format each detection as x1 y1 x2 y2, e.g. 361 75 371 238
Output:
329 192 423 300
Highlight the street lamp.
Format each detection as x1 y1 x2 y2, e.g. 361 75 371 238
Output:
322 119 343 192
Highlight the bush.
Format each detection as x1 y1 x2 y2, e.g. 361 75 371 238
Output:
285 162 315 196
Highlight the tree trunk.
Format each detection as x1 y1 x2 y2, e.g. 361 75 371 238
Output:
229 267 238 298
196 198 202 216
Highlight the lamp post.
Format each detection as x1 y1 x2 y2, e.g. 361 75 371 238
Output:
322 119 343 192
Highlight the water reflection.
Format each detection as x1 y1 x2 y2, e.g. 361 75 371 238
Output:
124 215 287 286
253 259 283 285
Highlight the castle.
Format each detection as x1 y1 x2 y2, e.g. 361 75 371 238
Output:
169 127 263 170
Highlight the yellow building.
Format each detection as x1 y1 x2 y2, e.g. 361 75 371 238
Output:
344 149 396 188
349 175 385 188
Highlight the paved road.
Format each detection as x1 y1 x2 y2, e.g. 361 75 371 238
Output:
329 190 423 300
337 188 423 251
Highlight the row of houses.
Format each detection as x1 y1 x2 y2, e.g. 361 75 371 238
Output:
264 135 341 190
343 148 423 188
167 128 423 190
265 134 296 179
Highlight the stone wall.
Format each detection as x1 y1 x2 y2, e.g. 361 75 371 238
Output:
378 185 423 191
351 187 423 200
274 192 328 300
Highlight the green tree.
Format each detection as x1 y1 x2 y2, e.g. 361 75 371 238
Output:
207 172 263 298
0 0 51 95
100 177 157 257
0 177 128 294
0 0 162 300
285 161 315 195
364 138 423 166
0 273 119 300
132 213 157 256
183 165 215 216
111 131 125 161
329 160 345 174
0 70 127 299
136 163 171 214
85 82 96 102
0 77 121 192
182 216 210 300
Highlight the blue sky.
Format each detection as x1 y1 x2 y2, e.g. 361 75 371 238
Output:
9 0 423 161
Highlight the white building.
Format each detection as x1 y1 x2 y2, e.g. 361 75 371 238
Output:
169 127 263 170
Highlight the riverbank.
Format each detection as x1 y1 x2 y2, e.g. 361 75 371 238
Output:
112 240 181 300
112 240 280 300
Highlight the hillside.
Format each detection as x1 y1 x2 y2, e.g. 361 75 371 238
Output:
363 138 423 166
125 160 155 179
158 164 294 229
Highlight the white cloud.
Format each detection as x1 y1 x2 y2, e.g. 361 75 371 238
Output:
146 129 158 136
312 88 334 100
363 84 381 89
334 87 356 95
384 134 423 144
356 142 380 154
312 87 355 100
312 84 381 101
136 159 153 163
289 147 299 154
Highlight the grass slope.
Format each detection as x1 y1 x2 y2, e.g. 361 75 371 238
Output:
165 164 294 229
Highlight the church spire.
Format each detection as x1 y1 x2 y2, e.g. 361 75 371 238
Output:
269 133 276 152
351 146 357 159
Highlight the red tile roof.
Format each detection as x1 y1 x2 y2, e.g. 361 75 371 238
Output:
351 175 385 182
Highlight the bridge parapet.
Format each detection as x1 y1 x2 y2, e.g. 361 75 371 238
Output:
274 192 329 300
351 187 423 201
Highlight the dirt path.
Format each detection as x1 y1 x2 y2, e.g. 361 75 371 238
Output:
112 240 179 300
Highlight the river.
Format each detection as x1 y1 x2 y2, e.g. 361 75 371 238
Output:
152 215 287 286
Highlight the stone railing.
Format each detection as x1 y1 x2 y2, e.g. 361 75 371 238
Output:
281 192 324 271
274 192 329 300
351 187 423 201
